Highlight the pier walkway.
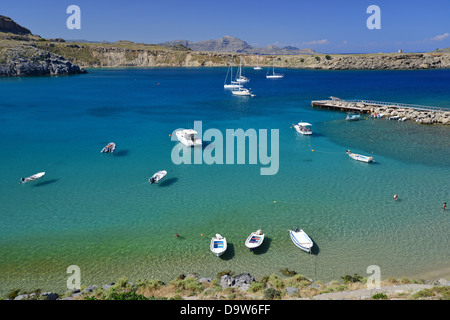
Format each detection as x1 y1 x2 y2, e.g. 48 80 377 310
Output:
311 97 450 124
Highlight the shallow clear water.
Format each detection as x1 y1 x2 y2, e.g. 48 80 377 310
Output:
0 68 449 295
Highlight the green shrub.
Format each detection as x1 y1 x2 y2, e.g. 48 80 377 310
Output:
268 274 284 289
264 288 281 300
325 55 332 60
314 56 320 62
412 288 435 299
170 277 203 294
372 292 388 300
8 288 21 300
108 288 148 300
138 279 164 290
248 282 266 293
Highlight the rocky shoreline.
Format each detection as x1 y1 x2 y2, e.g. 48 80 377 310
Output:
0 44 86 76
6 272 450 300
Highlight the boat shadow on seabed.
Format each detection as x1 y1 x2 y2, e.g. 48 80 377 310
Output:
32 179 59 187
252 237 271 255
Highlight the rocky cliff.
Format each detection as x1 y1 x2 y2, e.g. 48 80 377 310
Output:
0 15 31 35
0 43 86 76
0 15 86 76
44 43 449 70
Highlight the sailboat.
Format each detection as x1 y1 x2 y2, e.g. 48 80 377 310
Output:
235 59 249 83
254 56 262 70
224 58 242 89
232 59 255 96
266 57 284 79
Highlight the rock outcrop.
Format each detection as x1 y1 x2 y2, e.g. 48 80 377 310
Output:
0 44 87 76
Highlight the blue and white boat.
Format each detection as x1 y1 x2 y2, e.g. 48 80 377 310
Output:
346 112 361 121
210 234 227 257
289 228 313 253
245 229 265 251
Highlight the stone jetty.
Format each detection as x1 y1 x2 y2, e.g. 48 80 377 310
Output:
312 97 450 125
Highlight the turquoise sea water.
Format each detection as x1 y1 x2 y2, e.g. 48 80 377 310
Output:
0 67 449 296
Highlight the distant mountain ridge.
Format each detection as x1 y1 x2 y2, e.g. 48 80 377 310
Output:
160 35 317 55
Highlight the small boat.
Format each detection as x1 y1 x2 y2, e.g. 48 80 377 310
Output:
371 113 384 118
398 117 407 122
235 59 250 83
231 87 255 97
149 170 167 184
175 129 202 147
224 59 243 89
210 234 227 257
20 172 45 184
254 56 262 70
346 150 374 163
346 113 361 121
101 142 116 153
289 228 313 253
266 57 284 79
389 115 399 120
245 229 265 251
293 122 312 135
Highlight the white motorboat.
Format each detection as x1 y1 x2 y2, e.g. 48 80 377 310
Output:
293 122 312 135
20 172 45 184
289 228 313 253
245 229 265 251
232 87 255 96
149 170 167 184
346 150 374 163
101 142 116 153
210 234 227 257
266 57 284 79
175 129 202 147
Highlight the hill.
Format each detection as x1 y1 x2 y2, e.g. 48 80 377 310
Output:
159 36 316 55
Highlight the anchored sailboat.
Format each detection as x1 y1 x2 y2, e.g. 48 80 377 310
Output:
266 57 284 79
224 58 242 89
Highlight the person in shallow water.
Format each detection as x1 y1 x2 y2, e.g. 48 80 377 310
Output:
394 194 398 201
443 202 447 211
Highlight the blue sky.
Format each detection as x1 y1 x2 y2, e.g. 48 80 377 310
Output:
2 0 449 53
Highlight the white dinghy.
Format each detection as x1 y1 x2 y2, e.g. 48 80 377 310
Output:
346 150 374 163
149 170 167 184
289 228 313 253
210 234 227 257
20 172 45 184
245 229 265 251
